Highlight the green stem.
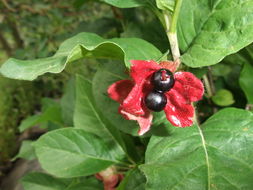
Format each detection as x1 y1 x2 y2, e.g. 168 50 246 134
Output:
203 74 213 98
164 13 180 63
169 0 183 33
207 67 216 95
163 0 183 65
203 74 218 113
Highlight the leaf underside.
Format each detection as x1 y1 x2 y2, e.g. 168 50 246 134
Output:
0 32 161 80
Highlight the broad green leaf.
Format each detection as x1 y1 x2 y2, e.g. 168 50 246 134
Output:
156 0 175 11
140 108 253 189
121 17 169 53
222 51 249 66
22 172 70 190
211 89 235 106
120 134 141 163
118 168 146 190
34 128 125 177
0 32 161 80
67 179 103 190
239 63 253 104
92 62 139 135
19 115 42 132
61 78 76 126
14 140 36 161
179 0 253 67
223 64 242 92
188 67 208 79
41 98 60 111
244 44 253 60
22 172 102 190
74 75 128 162
212 64 232 77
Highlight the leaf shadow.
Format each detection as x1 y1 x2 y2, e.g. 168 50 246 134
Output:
148 123 172 137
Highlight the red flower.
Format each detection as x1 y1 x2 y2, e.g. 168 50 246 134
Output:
107 60 204 135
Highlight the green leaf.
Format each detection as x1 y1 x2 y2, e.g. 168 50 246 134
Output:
156 0 175 11
239 63 253 104
61 77 76 126
19 99 63 132
74 75 129 162
22 172 69 190
211 89 235 106
14 140 36 161
92 62 139 135
34 128 125 177
67 179 102 190
179 0 253 67
41 98 60 111
22 172 102 190
0 32 161 80
19 115 42 132
188 67 208 79
118 168 146 190
140 108 253 189
212 64 232 77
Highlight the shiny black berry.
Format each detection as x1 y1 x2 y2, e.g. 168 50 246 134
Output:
152 69 175 92
145 91 167 112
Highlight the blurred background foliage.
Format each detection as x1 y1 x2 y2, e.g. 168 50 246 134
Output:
0 0 168 171
0 0 253 180
0 0 111 171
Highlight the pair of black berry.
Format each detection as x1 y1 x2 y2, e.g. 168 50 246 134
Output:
145 69 175 112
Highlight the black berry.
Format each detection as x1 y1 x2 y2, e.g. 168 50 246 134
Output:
152 69 175 92
144 91 167 112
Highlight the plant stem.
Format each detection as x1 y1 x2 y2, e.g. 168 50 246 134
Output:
203 67 216 99
167 31 180 62
203 73 219 113
163 0 183 67
207 66 216 95
169 0 183 34
203 75 213 98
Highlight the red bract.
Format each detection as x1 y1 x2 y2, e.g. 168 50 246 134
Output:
95 166 123 190
108 60 204 135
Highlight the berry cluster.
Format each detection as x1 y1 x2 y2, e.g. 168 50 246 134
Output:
145 69 175 112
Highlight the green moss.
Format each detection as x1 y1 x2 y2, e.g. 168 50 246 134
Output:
0 77 39 163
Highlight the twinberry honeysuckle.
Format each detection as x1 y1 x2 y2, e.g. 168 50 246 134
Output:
108 60 204 135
